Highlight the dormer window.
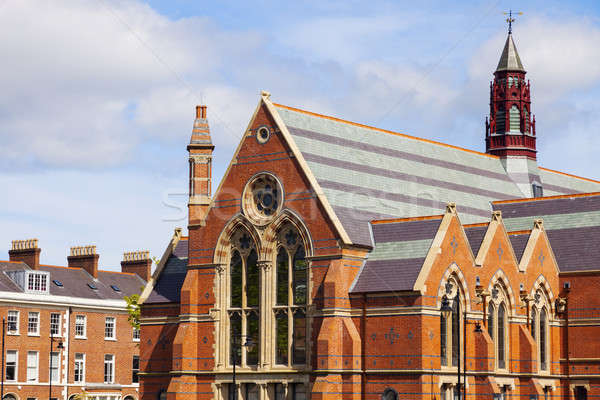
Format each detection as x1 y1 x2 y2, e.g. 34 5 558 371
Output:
27 272 48 292
5 270 50 294
532 182 543 198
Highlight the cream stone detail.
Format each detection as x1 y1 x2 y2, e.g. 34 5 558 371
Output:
242 173 284 226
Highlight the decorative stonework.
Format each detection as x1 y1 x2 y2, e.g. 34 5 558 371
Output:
242 173 284 226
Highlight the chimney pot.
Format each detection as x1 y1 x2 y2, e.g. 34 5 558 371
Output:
8 238 41 269
68 245 99 278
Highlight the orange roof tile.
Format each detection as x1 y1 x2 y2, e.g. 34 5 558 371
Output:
540 167 600 184
371 214 444 225
493 191 600 205
508 229 532 236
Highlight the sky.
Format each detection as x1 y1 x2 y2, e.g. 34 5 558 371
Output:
2 0 600 270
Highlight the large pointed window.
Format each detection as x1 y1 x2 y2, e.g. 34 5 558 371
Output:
530 288 550 372
273 225 307 367
488 283 510 370
228 230 259 367
440 277 463 368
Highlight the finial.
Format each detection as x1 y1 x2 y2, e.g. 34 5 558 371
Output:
503 10 523 34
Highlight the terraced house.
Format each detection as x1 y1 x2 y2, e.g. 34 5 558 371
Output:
139 30 600 400
1 241 149 400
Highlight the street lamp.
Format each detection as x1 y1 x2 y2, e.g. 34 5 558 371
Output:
230 334 255 400
49 334 64 400
441 282 483 400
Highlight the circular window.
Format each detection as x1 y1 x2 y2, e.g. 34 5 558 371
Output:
242 173 284 225
256 125 271 144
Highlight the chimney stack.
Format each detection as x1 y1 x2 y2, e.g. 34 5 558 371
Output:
68 245 99 278
9 239 41 269
187 105 214 226
121 250 152 282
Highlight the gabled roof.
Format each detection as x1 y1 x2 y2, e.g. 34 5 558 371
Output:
493 192 600 271
496 33 525 72
145 238 188 304
0 261 145 300
271 102 600 246
350 216 442 293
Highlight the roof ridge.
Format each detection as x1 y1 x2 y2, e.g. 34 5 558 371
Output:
371 214 444 225
493 191 600 205
463 222 489 228
508 229 532 236
100 270 136 276
539 167 600 184
0 260 27 264
273 103 500 159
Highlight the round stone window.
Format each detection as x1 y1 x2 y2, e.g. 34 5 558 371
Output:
242 173 283 225
256 125 271 144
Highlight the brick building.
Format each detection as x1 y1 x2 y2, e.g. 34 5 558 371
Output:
139 29 600 400
1 240 150 400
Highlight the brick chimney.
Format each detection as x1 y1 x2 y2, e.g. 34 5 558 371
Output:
9 239 41 269
121 250 152 282
187 105 214 226
68 245 99 278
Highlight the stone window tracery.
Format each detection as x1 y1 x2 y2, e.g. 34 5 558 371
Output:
273 224 307 367
488 282 510 370
531 288 551 372
228 230 260 367
242 174 284 226
440 277 463 368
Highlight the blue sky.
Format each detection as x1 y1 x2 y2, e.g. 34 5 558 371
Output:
1 0 600 269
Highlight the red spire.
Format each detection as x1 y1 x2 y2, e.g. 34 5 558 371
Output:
486 32 536 159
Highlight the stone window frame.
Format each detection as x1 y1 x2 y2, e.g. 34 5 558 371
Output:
488 280 511 371
529 277 553 374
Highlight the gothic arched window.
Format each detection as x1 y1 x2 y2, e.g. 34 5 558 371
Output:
531 288 551 372
488 282 510 370
497 303 507 369
228 231 259 367
440 277 463 368
540 308 548 371
273 225 307 367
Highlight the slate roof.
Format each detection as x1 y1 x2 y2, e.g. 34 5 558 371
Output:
464 224 488 257
0 260 145 300
508 232 530 262
146 239 188 304
274 103 600 247
350 217 442 293
493 193 600 271
496 33 525 72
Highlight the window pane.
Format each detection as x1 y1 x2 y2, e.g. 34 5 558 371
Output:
293 383 306 400
276 248 289 305
7 311 18 334
245 384 259 400
440 313 447 366
230 251 242 307
50 313 61 336
27 351 38 382
531 309 536 339
275 311 288 365
488 303 495 340
50 351 59 382
452 301 459 367
498 304 506 369
229 313 241 366
509 105 520 132
292 309 306 365
275 383 285 400
6 350 16 381
246 249 259 307
132 355 140 383
293 247 307 305
540 308 547 370
246 312 259 366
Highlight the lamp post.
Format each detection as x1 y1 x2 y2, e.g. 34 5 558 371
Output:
442 283 484 400
49 333 64 400
230 333 255 400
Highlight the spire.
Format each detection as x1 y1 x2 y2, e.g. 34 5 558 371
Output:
496 33 525 73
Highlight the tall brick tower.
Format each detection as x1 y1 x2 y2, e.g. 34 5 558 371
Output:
187 105 214 225
485 29 536 159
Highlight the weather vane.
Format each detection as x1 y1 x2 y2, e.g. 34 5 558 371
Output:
503 10 523 34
